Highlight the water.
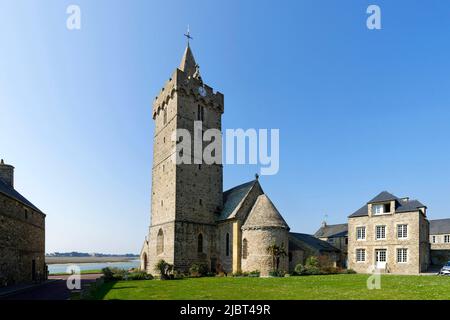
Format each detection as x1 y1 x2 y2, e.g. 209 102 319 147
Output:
48 259 140 274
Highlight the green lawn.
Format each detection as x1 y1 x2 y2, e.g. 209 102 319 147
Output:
91 274 450 300
50 269 102 276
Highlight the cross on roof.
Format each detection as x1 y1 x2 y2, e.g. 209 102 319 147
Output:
184 25 193 46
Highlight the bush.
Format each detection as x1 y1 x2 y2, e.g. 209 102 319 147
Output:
305 256 319 269
154 259 174 280
294 264 306 276
232 271 243 277
268 270 284 277
128 271 153 280
320 266 339 275
102 267 128 281
343 269 357 274
102 267 114 281
304 266 322 275
249 270 260 277
189 263 209 277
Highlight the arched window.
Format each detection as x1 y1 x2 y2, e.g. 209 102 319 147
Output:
242 238 248 259
157 229 164 255
226 233 230 257
142 252 148 270
197 233 203 253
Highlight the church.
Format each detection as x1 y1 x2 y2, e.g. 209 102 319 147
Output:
140 41 338 277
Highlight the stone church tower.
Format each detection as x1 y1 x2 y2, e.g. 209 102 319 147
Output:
142 43 224 273
141 42 293 277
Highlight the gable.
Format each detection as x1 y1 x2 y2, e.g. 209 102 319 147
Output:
218 179 263 222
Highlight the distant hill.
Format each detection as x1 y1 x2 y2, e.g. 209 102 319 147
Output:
46 252 138 257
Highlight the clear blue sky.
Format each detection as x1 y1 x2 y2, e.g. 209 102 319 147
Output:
1 0 449 254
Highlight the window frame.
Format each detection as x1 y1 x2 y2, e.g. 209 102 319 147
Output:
396 248 408 263
445 235 450 243
356 226 366 241
375 225 386 240
356 248 366 263
397 224 408 239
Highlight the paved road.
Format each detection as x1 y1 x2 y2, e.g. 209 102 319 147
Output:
1 274 102 300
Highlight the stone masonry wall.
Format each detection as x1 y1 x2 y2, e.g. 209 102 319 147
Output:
241 227 289 276
348 210 428 274
0 193 45 285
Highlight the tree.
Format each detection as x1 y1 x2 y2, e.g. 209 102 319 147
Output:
154 259 173 280
266 243 287 273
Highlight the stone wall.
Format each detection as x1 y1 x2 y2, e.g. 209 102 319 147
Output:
146 64 225 274
241 227 289 276
0 193 45 286
348 210 429 274
217 221 233 273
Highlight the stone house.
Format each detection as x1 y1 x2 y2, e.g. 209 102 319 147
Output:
140 44 292 277
347 191 430 274
429 218 450 265
0 160 46 286
314 222 348 267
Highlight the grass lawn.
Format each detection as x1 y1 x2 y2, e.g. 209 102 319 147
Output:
50 269 102 276
91 274 450 300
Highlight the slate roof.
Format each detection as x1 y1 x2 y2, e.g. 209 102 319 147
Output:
289 233 340 253
430 219 450 235
314 223 348 238
349 191 426 218
242 194 290 230
368 191 398 204
218 180 257 221
0 179 42 213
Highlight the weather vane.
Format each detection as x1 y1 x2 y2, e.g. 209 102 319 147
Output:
184 25 193 46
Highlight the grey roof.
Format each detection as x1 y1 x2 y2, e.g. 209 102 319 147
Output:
396 200 426 213
289 233 340 253
349 191 426 218
242 194 290 230
314 223 348 238
368 191 398 204
0 179 42 213
218 180 257 221
430 219 450 235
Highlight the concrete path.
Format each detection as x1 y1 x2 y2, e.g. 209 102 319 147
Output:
0 274 102 300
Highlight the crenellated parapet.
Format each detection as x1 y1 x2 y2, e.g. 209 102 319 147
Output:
152 68 224 119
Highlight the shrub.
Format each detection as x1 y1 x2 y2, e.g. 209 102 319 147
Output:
304 266 321 275
173 270 185 280
101 267 128 281
343 269 357 274
294 264 306 276
305 256 319 269
102 267 114 281
189 263 209 277
321 266 339 275
232 271 243 277
249 270 260 277
268 270 284 277
128 271 153 280
154 259 174 280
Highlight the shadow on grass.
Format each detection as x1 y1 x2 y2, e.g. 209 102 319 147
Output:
92 281 116 300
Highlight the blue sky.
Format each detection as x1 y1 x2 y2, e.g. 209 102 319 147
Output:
1 0 450 253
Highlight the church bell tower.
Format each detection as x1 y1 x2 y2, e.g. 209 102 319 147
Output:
143 38 224 272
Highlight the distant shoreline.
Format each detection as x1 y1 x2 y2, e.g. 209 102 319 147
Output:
46 256 139 264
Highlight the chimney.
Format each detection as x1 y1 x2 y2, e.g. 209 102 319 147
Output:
0 159 14 188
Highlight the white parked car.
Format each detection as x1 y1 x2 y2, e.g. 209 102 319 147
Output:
439 261 450 275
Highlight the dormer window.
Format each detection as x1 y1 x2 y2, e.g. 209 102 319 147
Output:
372 203 392 215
